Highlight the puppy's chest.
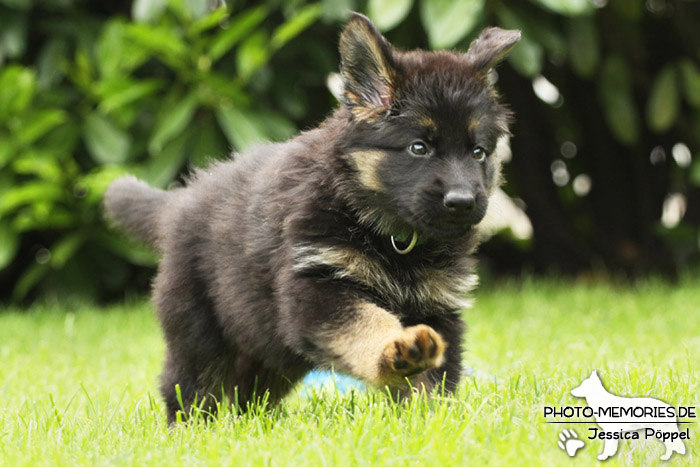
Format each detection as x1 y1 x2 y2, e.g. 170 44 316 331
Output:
291 243 476 314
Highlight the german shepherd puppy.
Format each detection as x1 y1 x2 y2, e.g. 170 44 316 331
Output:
105 13 520 423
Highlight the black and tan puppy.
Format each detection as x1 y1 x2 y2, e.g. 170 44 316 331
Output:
105 14 520 423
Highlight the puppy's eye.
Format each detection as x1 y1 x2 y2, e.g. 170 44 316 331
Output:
408 141 429 157
472 146 487 162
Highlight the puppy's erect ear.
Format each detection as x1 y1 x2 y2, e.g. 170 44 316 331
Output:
465 27 521 73
339 13 396 116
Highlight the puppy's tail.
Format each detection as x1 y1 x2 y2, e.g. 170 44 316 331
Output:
104 176 170 246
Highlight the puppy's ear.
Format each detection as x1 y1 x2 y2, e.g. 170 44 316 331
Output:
465 27 521 73
339 13 396 116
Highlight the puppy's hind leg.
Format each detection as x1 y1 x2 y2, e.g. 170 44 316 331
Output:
226 349 306 413
154 256 233 424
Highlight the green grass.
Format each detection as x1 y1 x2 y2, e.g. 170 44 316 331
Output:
1 279 698 466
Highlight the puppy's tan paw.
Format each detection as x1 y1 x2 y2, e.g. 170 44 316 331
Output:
381 325 446 381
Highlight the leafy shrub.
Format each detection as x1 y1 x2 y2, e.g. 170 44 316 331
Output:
0 0 336 301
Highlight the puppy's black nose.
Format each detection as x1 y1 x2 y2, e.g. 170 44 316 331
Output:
443 190 476 211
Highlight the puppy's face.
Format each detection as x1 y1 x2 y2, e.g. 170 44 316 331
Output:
337 15 520 240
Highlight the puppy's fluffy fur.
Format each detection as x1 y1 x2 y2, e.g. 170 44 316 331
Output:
105 14 520 423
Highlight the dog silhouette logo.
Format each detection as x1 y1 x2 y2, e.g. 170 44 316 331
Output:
570 370 687 461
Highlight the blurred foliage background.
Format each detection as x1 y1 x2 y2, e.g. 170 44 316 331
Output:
1 0 699 303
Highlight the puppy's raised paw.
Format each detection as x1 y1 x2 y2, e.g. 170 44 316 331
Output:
381 325 446 381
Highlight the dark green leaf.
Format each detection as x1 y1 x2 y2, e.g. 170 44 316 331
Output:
0 222 20 270
0 0 32 9
0 10 27 59
610 0 643 20
131 0 167 22
499 4 565 58
148 91 199 155
40 122 81 162
509 36 543 78
12 263 50 302
65 50 94 93
248 110 296 142
529 0 594 16
208 6 268 63
144 130 189 188
83 113 132 164
188 6 229 36
12 206 77 232
190 113 228 166
37 39 68 88
236 32 270 82
182 0 215 19
15 109 67 147
322 0 354 21
598 56 639 146
96 20 150 79
420 0 484 49
368 0 413 32
646 65 679 133
0 142 15 168
0 65 36 118
497 7 543 77
568 17 598 78
98 79 163 114
0 182 64 216
270 4 323 51
198 72 248 106
679 60 700 108
50 233 86 269
12 150 64 183
78 165 130 204
690 159 700 186
125 23 187 68
216 105 267 151
95 229 159 266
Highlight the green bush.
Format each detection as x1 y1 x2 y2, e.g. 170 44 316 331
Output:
0 0 337 302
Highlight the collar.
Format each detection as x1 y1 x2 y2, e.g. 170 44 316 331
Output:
390 230 418 254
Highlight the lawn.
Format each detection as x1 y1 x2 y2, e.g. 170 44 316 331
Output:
1 278 698 466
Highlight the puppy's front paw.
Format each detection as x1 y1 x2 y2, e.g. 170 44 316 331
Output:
381 325 446 381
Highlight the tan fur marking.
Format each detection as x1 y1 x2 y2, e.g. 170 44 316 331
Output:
348 150 387 191
418 115 437 131
322 302 403 384
349 103 388 122
468 117 481 134
292 245 476 311
322 303 447 386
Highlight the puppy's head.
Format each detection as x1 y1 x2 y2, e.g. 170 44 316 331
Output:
336 14 520 240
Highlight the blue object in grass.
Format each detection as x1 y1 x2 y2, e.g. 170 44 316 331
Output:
300 365 489 395
302 370 365 393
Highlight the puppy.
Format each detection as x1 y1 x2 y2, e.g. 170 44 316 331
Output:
104 13 520 423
